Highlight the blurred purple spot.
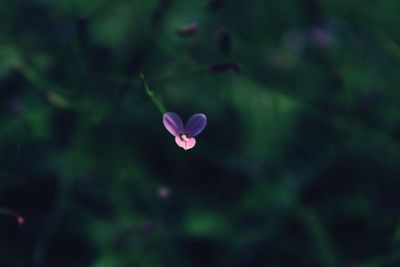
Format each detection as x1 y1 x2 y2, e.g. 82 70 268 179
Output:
309 25 333 48
158 186 170 199
40 90 50 101
17 216 25 225
137 223 155 236
9 98 23 114
209 62 241 73
177 22 198 37
361 88 383 109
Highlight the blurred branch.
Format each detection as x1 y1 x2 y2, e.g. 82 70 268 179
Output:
376 30 400 61
17 63 70 96
296 206 337 267
139 73 166 114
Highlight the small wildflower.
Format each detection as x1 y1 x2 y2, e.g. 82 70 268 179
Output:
163 112 207 150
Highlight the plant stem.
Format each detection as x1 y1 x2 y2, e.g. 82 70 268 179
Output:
139 73 166 114
297 206 337 267
0 208 17 216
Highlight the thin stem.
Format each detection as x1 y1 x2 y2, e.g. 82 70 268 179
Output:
0 207 18 217
297 206 337 267
16 63 69 96
139 73 166 114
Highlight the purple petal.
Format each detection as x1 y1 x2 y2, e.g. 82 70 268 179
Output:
175 136 196 150
163 112 183 136
184 114 207 137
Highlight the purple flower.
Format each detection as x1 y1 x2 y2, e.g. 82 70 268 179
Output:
163 112 207 150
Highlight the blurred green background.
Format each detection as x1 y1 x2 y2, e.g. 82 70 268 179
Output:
1 0 400 266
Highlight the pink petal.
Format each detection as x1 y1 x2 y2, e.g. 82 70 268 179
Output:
175 136 196 150
163 112 183 136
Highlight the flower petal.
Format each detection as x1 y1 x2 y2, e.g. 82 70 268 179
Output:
184 113 207 137
163 112 184 136
175 136 196 150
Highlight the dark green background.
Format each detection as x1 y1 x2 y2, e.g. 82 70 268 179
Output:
0 0 400 266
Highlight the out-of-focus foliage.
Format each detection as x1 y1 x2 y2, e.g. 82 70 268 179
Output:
0 0 400 266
